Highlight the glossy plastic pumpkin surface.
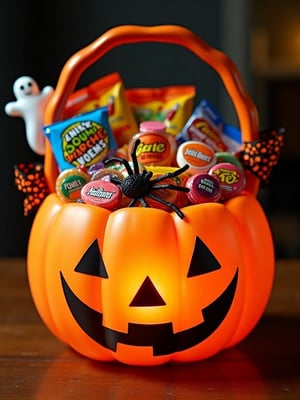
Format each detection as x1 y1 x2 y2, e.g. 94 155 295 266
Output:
28 192 274 365
27 25 275 366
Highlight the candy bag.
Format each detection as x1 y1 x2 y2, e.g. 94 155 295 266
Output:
44 107 117 171
125 85 196 136
176 99 242 153
64 72 138 147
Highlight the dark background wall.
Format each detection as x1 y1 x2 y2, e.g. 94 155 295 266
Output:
0 0 269 257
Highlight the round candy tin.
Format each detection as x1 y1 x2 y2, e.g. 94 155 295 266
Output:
186 173 221 204
215 151 244 170
56 167 90 202
208 162 245 199
176 140 216 174
81 180 122 210
91 167 124 182
128 121 177 167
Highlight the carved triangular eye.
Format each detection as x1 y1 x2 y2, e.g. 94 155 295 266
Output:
130 276 166 307
75 239 108 278
187 236 221 277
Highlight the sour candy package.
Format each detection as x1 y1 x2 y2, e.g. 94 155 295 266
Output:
44 106 117 171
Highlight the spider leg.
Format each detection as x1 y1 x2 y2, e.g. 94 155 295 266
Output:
151 164 190 184
104 157 134 175
143 170 153 179
128 197 150 208
147 193 185 219
139 197 150 207
170 163 190 177
152 183 190 193
128 198 138 207
109 177 123 185
130 139 142 174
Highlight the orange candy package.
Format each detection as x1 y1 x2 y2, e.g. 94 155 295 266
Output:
125 85 196 136
63 72 138 147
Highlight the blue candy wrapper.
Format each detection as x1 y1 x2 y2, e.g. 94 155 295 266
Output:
43 107 117 171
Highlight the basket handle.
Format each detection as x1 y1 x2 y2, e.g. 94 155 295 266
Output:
44 24 260 194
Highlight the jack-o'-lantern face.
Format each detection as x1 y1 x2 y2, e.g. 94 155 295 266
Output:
60 236 238 356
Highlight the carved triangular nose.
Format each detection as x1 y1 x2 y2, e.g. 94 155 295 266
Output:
129 276 166 307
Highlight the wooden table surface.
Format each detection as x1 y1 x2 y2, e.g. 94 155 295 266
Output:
0 257 299 399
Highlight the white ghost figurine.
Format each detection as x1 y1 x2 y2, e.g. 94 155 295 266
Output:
5 76 54 155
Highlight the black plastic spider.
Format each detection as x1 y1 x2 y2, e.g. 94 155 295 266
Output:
104 138 190 218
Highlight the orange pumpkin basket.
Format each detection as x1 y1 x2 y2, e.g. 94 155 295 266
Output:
27 25 278 366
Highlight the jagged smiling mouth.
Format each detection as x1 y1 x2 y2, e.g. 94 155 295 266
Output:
60 269 238 356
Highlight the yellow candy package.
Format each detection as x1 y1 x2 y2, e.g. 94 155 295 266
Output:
125 85 196 136
64 72 138 147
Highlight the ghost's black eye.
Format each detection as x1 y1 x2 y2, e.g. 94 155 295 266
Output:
187 236 221 277
28 82 32 87
74 239 108 278
20 85 25 91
